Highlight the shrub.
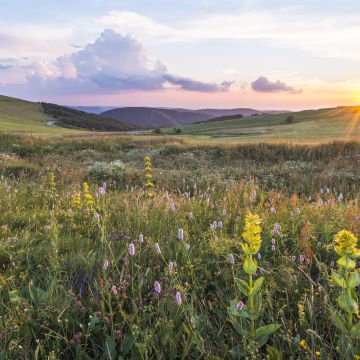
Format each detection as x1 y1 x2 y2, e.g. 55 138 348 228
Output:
86 160 126 182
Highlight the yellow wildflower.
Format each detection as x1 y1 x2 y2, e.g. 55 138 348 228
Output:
83 182 90 194
315 351 321 357
242 213 262 255
334 230 359 258
49 172 56 194
299 339 307 350
74 193 81 208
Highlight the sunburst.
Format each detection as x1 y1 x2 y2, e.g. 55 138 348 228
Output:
345 106 360 138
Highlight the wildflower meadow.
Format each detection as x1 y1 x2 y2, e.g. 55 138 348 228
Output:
0 134 359 359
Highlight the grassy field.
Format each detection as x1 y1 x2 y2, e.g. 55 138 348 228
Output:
163 107 360 144
0 135 359 358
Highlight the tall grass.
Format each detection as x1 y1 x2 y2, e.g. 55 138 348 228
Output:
0 135 359 358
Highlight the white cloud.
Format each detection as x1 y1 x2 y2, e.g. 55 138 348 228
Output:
0 30 231 96
98 8 360 60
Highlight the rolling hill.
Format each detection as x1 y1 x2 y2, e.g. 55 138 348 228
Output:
101 107 211 128
99 107 283 128
194 108 286 117
162 106 360 143
0 95 137 133
41 103 138 131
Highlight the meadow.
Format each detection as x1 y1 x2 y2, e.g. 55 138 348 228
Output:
163 106 360 144
0 134 359 359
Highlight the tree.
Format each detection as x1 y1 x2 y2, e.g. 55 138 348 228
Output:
286 115 294 124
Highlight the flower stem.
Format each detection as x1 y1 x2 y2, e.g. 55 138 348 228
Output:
249 257 255 337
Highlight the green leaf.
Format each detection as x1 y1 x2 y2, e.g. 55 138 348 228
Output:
329 308 348 333
350 322 360 339
104 335 116 360
121 334 134 355
348 271 360 288
29 281 48 304
255 323 281 341
331 270 346 288
235 278 249 296
337 293 359 314
229 344 245 358
243 255 257 275
337 256 356 270
250 276 265 296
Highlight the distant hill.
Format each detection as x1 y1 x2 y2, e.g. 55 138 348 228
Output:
100 107 286 128
101 107 212 128
194 108 287 117
42 103 138 132
69 106 116 115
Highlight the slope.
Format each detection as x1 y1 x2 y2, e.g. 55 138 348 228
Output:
163 106 360 143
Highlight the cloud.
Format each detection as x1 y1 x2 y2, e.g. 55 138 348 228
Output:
0 64 12 70
0 30 231 96
99 9 360 60
163 74 233 92
251 76 302 94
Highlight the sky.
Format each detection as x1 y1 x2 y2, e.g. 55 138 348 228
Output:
0 0 360 109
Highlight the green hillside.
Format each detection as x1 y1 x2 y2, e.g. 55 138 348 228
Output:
0 95 138 133
0 95 76 133
163 106 360 143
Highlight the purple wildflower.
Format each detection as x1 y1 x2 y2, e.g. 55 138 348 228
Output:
111 285 118 296
139 233 144 243
257 253 262 261
236 301 244 311
128 243 135 256
178 228 184 241
217 221 223 229
102 259 109 270
271 238 276 245
154 281 161 294
229 254 235 265
271 244 276 251
300 255 305 264
274 223 282 231
176 291 182 305
170 203 176 212
98 186 106 196
168 261 174 274
155 243 161 255
270 207 276 214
